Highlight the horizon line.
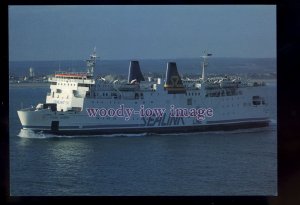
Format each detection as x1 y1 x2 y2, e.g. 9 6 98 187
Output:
9 56 277 62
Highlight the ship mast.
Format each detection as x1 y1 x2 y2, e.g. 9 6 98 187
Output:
86 47 99 76
201 51 212 81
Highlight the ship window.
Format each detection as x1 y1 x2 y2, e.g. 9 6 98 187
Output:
78 83 89 87
72 107 81 112
252 96 261 105
187 98 192 105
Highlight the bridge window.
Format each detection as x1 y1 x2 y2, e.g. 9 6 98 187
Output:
78 83 89 87
252 96 261 105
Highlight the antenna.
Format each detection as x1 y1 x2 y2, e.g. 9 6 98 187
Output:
201 50 212 81
86 47 99 76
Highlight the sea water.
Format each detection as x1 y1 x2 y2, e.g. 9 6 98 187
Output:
9 59 277 196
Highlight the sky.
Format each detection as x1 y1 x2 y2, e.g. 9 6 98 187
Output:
9 5 276 61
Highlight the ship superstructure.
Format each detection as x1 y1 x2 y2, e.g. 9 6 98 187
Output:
17 49 270 135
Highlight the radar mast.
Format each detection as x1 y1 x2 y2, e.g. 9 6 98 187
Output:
201 50 212 81
86 47 99 76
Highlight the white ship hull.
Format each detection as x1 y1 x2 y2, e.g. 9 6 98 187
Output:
17 86 270 135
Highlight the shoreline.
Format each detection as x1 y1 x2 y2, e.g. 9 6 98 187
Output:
9 82 50 88
247 79 277 83
9 78 277 88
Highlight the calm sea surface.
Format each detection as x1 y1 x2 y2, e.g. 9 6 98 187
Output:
9 59 277 196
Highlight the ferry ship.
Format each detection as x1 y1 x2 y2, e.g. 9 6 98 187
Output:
17 49 270 135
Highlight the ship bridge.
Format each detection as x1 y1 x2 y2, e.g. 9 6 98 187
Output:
46 71 95 112
48 71 95 85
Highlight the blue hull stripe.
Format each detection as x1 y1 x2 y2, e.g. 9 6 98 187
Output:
207 117 269 124
22 117 270 135
23 117 269 130
30 120 270 135
83 124 144 128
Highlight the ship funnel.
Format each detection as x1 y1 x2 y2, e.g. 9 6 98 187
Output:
164 62 186 94
128 61 145 84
